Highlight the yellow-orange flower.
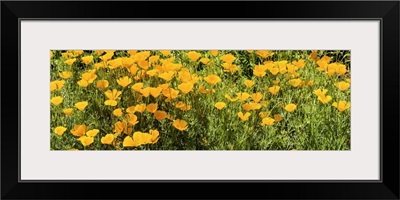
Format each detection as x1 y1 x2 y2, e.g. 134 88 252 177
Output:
222 63 239 73
162 88 179 101
321 55 331 63
54 126 67 136
286 64 297 73
308 50 318 61
101 134 114 145
72 50 84 57
204 75 221 85
86 129 100 137
238 112 251 121
334 81 350 91
292 59 305 69
51 96 63 106
123 136 135 147
237 92 250 102
133 51 151 62
269 67 280 76
135 103 147 113
268 86 280 95
82 70 97 83
78 136 94 147
256 50 274 58
261 117 275 126
70 124 89 137
224 94 238 102
63 108 73 116
259 112 269 119
332 101 351 112
327 63 338 76
113 108 123 117
173 119 188 131
138 60 149 70
160 50 171 57
149 129 160 144
108 58 122 69
150 87 163 98
272 79 280 85
242 102 261 111
147 103 158 113
124 113 139 126
50 80 65 91
178 82 194 94
75 101 88 111
77 79 89 87
313 89 328 97
178 69 192 83
318 95 332 104
65 58 76 66
127 50 136 56
220 53 236 64
126 106 136 114
140 87 151 97
114 121 132 135
61 52 73 59
175 101 191 111
214 102 226 110
187 51 202 62
101 51 114 62
285 104 296 112
159 71 175 82
149 55 160 64
131 83 144 92
81 55 93 65
199 85 215 94
244 80 255 88
336 64 347 75
276 60 288 69
253 65 268 77
274 114 283 122
154 110 167 120
94 62 106 70
78 70 97 87
128 65 139 76
251 92 263 103
96 80 109 89
59 71 72 79
146 69 159 77
289 79 301 87
122 57 135 68
316 60 328 71
210 50 219 57
117 76 132 88
200 58 210 64
104 89 122 106
131 132 152 147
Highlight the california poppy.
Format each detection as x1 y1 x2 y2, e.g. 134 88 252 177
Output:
173 119 188 131
214 102 226 110
285 104 296 112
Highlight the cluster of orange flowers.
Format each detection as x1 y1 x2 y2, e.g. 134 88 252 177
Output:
50 50 350 149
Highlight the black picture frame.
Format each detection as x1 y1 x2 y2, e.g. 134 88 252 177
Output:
2 1 399 199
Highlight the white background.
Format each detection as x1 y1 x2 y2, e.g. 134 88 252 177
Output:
20 21 380 180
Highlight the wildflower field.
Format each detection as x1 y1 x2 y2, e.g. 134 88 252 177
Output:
50 50 351 150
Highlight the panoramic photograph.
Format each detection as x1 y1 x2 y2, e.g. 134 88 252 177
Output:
50 50 351 150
